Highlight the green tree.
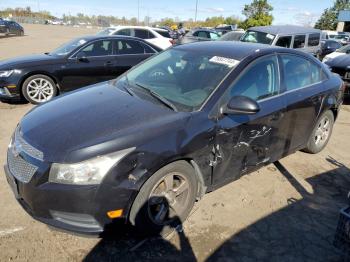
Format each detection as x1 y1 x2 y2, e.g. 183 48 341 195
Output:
240 0 273 30
315 0 350 30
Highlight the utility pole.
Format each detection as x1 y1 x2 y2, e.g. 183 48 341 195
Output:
195 0 198 22
138 0 140 25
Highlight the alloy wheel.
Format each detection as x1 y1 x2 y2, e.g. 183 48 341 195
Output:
314 115 330 146
26 78 55 103
148 172 191 225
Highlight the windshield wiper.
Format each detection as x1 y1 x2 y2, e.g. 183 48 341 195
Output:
135 82 177 112
113 76 135 96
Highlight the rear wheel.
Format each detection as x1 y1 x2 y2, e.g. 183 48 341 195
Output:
22 75 57 104
304 110 334 154
129 161 197 237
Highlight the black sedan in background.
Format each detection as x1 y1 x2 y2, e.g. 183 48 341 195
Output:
319 40 342 60
325 54 350 96
0 35 161 104
0 19 24 36
5 42 343 236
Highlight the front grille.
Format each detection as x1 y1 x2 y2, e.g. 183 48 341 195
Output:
7 149 38 183
15 128 43 161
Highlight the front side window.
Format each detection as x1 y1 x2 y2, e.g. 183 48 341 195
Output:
293 35 306 48
135 29 150 39
125 49 238 111
308 33 320 47
115 28 132 36
196 31 209 38
241 30 275 45
78 40 113 57
281 54 326 91
116 40 145 54
230 55 279 101
275 36 292 48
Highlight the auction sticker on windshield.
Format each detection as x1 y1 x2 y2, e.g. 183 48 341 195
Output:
209 56 240 68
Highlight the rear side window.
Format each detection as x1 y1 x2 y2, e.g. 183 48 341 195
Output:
230 55 279 101
116 40 146 54
293 35 306 48
275 36 292 48
281 54 326 91
142 43 156 53
308 33 320 47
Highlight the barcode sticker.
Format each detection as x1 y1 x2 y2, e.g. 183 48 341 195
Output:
209 56 240 68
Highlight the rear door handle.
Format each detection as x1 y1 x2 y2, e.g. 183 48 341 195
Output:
104 61 113 66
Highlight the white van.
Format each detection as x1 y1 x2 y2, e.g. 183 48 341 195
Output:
241 25 321 56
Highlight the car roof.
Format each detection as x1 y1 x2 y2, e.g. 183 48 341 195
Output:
106 25 167 32
174 41 276 61
76 35 147 41
248 25 321 35
71 35 162 51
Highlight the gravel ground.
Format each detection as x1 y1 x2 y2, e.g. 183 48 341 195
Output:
0 24 350 262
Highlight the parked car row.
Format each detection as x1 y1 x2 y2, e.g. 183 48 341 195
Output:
97 26 174 50
0 35 161 104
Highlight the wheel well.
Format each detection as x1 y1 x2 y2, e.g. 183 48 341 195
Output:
181 158 207 200
19 73 59 97
330 108 338 121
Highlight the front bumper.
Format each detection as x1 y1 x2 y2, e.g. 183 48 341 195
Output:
4 151 138 236
0 77 21 101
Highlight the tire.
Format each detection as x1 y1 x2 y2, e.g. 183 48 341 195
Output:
304 110 334 154
22 74 57 105
129 160 198 237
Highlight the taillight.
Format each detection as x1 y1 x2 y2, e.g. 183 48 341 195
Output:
169 39 176 45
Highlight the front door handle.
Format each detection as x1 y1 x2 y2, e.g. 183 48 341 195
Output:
269 112 283 121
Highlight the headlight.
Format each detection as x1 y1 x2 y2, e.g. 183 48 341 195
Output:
49 147 135 185
0 70 14 77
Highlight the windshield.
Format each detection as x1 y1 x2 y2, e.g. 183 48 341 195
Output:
337 44 350 53
97 28 115 35
332 35 348 40
50 38 88 56
241 30 275 45
125 49 238 111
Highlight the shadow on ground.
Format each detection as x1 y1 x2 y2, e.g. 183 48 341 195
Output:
83 157 350 261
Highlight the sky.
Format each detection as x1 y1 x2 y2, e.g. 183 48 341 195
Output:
0 0 334 26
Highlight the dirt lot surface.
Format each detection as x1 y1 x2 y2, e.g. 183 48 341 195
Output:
0 24 350 262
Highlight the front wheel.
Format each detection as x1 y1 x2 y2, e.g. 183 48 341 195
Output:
129 161 198 237
304 110 334 154
22 75 57 104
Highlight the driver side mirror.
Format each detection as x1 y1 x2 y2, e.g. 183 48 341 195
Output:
220 96 260 115
76 52 88 62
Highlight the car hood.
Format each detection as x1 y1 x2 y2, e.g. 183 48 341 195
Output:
0 54 60 69
19 82 190 163
325 53 350 68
